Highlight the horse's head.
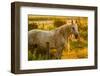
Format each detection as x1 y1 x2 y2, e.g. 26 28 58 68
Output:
70 20 79 39
56 20 80 40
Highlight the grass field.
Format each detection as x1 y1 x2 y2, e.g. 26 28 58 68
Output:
28 15 88 60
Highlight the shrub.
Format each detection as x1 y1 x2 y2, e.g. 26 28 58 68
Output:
28 23 37 31
54 20 66 27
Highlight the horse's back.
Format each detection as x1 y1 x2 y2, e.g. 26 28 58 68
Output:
28 29 54 48
28 29 42 45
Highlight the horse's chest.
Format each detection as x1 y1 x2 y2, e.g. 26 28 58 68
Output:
55 35 66 48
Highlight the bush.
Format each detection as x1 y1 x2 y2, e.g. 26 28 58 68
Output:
28 23 37 31
54 20 66 27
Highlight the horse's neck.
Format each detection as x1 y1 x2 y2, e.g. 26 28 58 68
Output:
54 25 71 40
64 25 71 37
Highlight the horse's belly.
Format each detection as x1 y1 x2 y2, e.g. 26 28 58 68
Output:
36 32 55 47
38 39 55 48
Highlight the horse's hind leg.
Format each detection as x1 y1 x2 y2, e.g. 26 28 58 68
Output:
33 44 39 59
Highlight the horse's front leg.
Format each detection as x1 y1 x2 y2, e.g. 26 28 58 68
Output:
65 41 70 53
64 37 70 54
56 48 63 59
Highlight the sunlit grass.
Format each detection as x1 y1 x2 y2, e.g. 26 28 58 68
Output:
61 48 88 59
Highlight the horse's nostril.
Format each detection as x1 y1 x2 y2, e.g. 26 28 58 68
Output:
75 34 79 39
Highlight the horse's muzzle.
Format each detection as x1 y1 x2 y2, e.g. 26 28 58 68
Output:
75 33 79 39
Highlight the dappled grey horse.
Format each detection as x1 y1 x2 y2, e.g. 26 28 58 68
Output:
28 23 79 59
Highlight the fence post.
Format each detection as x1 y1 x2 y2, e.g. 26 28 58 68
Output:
46 42 50 59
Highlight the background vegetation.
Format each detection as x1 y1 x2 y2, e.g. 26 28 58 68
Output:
28 15 88 60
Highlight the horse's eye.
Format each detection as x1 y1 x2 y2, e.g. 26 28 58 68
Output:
72 27 75 31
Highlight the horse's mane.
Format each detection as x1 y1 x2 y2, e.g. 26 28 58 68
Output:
55 24 71 32
53 24 72 40
56 24 71 32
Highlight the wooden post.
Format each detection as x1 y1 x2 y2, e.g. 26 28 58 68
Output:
46 42 50 59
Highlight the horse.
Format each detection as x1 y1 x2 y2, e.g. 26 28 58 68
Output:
28 23 79 59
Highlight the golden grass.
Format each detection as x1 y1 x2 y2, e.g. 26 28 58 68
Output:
50 48 88 59
50 37 88 59
62 48 88 59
